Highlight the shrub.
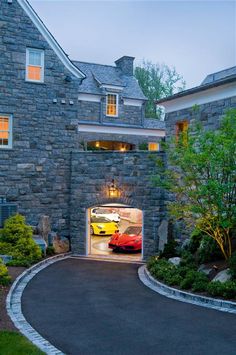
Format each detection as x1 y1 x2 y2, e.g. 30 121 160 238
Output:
0 214 33 245
229 252 236 280
197 236 222 264
159 240 179 259
180 250 197 269
0 214 42 266
207 281 236 299
187 228 204 254
0 259 11 286
46 246 55 256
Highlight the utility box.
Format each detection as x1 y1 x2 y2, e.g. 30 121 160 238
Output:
0 201 18 228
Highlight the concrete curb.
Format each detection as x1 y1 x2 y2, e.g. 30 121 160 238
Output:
6 254 71 355
138 265 236 314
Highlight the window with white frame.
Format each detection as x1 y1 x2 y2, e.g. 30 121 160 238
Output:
26 48 44 82
106 94 118 117
0 115 12 149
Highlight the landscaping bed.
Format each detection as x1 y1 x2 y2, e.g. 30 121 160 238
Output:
147 240 236 301
0 266 26 331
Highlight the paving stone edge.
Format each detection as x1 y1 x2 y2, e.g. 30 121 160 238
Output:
138 265 236 314
6 254 72 355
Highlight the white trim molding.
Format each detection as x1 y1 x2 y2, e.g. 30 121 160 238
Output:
123 98 143 107
162 83 236 113
78 124 165 137
17 0 85 80
78 94 102 102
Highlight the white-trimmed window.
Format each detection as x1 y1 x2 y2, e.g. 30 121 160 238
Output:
26 48 44 82
106 93 118 117
0 115 12 149
148 142 160 151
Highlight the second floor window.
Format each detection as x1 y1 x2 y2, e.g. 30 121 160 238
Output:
0 115 12 149
26 48 44 83
106 94 118 117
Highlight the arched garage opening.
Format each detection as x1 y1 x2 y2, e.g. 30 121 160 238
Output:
86 203 143 262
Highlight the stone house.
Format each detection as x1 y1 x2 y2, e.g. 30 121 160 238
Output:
157 66 236 139
0 0 166 259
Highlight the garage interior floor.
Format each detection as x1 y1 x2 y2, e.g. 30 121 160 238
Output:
90 218 142 262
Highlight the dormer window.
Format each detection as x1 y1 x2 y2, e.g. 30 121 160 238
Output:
26 48 44 83
106 94 118 117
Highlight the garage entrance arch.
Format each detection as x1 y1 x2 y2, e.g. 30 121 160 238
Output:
70 151 166 260
87 203 143 262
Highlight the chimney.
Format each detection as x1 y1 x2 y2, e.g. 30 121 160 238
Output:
115 56 135 76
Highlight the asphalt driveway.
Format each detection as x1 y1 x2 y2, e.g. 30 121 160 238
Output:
22 258 236 355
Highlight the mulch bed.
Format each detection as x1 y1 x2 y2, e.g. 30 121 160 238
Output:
0 266 26 331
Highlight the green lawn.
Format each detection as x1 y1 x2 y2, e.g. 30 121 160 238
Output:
0 331 45 355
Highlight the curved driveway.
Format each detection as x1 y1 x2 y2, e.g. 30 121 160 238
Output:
22 258 236 355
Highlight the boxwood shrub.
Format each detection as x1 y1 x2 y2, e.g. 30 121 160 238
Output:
0 214 42 267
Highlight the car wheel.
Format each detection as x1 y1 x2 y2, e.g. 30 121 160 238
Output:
90 226 94 235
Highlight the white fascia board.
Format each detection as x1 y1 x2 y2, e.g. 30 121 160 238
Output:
78 124 165 137
123 98 143 107
101 84 124 91
17 0 85 80
162 83 236 113
78 94 102 102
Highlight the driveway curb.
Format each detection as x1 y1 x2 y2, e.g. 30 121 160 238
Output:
138 265 236 314
6 254 71 355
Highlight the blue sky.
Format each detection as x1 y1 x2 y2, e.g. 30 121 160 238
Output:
29 0 236 88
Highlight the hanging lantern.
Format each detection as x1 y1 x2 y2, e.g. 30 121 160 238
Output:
108 179 120 198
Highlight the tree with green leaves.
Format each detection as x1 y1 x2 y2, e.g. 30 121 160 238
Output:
156 109 236 260
134 60 185 118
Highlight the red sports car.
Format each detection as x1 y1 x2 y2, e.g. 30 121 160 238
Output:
108 225 142 252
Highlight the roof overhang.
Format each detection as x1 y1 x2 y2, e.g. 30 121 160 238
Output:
78 123 165 137
17 0 86 80
158 82 236 114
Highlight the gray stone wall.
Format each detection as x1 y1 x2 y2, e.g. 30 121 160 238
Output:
165 96 236 137
0 0 82 234
70 151 166 259
78 101 100 122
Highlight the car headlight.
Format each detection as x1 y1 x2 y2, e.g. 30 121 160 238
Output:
97 225 103 229
134 239 140 243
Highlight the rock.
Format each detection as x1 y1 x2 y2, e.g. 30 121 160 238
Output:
212 269 231 283
53 235 70 254
37 215 51 245
168 257 181 266
0 255 13 264
32 236 47 256
158 220 168 251
198 264 215 276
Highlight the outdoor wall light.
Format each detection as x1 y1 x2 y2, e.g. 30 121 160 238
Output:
108 179 120 198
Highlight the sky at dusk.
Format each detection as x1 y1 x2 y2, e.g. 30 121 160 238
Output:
29 0 236 89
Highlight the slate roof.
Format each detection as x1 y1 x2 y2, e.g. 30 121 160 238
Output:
144 118 165 130
73 61 147 100
201 66 236 85
156 66 236 104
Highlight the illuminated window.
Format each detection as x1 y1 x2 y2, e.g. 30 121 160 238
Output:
26 48 44 82
0 115 12 149
106 94 118 117
176 121 188 144
148 142 159 151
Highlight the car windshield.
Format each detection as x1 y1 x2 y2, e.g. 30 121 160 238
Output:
91 217 111 223
124 226 142 235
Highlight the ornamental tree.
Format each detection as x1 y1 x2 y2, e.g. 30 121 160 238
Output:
157 109 236 260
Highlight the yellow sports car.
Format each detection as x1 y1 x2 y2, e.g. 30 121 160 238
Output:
90 217 119 236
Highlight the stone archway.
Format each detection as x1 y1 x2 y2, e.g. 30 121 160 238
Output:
70 151 166 260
